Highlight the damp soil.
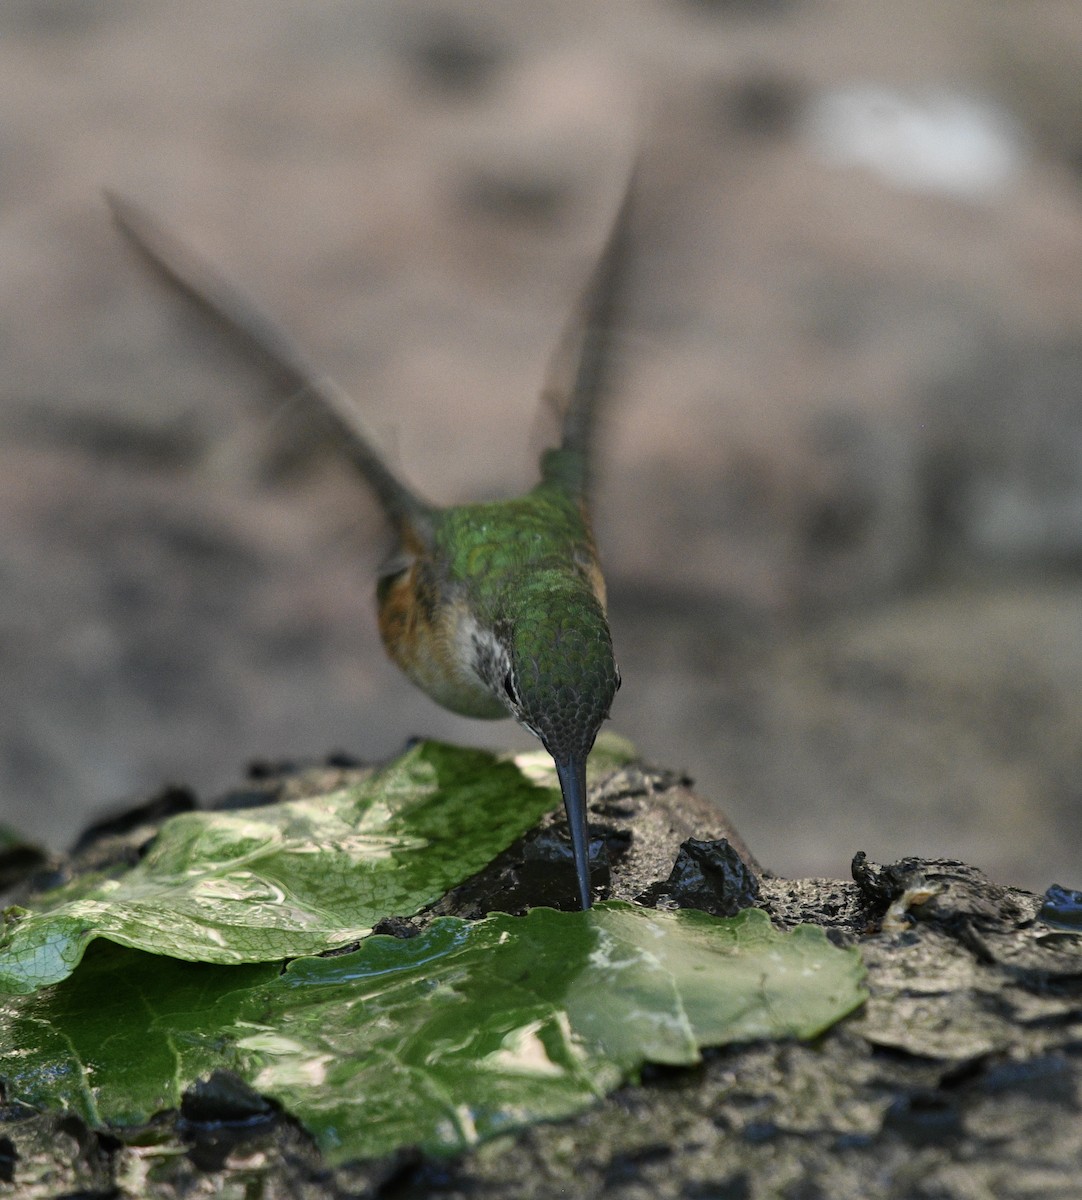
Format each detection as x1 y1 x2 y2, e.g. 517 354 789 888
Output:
2 755 1079 1200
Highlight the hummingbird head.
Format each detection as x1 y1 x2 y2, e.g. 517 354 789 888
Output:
496 576 620 764
489 573 620 909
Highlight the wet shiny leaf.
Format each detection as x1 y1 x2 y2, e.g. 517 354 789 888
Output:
0 904 866 1163
0 742 563 994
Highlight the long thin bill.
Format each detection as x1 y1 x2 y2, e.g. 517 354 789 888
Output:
555 755 593 910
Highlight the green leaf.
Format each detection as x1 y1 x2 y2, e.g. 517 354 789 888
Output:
0 742 563 994
0 904 866 1162
0 946 278 1127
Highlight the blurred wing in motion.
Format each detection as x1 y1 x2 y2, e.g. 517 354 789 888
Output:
106 191 432 543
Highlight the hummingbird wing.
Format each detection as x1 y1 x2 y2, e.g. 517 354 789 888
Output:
105 191 432 543
537 168 638 503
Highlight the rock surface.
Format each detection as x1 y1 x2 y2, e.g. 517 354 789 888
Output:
1 757 1079 1199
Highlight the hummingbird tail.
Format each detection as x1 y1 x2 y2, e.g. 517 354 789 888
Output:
106 191 431 539
555 755 594 910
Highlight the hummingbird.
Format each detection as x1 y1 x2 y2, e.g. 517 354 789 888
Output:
107 176 634 910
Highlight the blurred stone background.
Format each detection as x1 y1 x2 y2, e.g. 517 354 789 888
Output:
2 0 1082 890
